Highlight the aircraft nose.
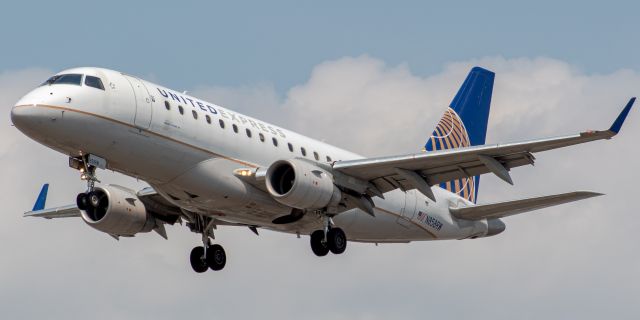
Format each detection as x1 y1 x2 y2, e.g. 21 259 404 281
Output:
11 104 29 128
12 87 53 132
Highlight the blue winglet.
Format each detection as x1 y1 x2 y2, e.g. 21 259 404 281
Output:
609 97 635 134
32 183 49 211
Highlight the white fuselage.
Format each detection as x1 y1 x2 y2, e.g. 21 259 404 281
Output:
11 67 492 242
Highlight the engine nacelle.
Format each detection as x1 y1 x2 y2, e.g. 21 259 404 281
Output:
79 185 156 236
265 159 341 209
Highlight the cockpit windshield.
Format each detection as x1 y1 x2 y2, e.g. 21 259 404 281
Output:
41 73 105 91
84 75 105 90
42 74 83 86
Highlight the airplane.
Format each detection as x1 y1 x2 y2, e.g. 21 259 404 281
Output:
11 66 634 273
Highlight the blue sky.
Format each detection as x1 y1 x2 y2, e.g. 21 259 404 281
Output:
2 1 638 92
1 2 639 319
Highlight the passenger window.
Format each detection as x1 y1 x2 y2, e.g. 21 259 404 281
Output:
326 156 332 162
84 76 105 90
246 128 252 138
272 137 278 147
192 110 198 119
219 119 225 129
178 105 184 115
164 101 171 110
232 124 238 133
259 133 265 142
288 143 293 152
301 147 307 157
205 115 211 124
313 152 319 161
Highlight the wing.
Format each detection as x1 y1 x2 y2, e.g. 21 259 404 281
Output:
332 98 635 200
449 191 603 220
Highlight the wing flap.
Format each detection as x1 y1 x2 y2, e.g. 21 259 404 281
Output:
450 191 603 220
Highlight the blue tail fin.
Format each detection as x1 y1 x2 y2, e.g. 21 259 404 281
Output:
424 67 494 203
32 183 49 211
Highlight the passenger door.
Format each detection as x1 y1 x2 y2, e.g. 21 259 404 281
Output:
124 75 153 129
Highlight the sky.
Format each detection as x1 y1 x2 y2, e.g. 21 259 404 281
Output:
1 1 639 319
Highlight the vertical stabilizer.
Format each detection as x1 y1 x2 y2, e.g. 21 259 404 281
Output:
424 67 494 203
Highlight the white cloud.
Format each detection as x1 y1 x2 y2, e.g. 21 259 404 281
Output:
1 56 639 319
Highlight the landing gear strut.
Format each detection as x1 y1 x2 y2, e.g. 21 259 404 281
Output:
71 155 102 211
187 215 227 273
310 215 347 257
69 154 102 192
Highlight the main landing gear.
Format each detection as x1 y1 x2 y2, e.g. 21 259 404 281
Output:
310 215 347 257
187 215 227 273
190 242 227 273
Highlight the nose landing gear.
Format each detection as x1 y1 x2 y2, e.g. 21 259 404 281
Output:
70 155 106 214
69 154 103 192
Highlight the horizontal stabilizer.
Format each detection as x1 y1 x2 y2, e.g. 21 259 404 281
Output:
24 204 80 219
450 191 603 220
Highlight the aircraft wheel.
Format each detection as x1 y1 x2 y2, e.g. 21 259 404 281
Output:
327 228 347 255
190 246 208 273
76 193 89 210
310 230 329 257
206 244 226 271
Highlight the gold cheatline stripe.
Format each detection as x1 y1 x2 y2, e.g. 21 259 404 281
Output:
14 104 260 168
375 207 438 239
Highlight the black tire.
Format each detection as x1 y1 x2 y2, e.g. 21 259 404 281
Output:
327 228 347 255
206 244 226 271
76 193 88 211
310 230 329 257
190 246 208 273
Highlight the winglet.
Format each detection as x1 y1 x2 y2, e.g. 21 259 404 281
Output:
32 183 49 211
609 97 635 134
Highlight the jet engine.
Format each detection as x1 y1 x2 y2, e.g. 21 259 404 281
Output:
265 159 341 209
485 218 506 237
77 185 157 236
